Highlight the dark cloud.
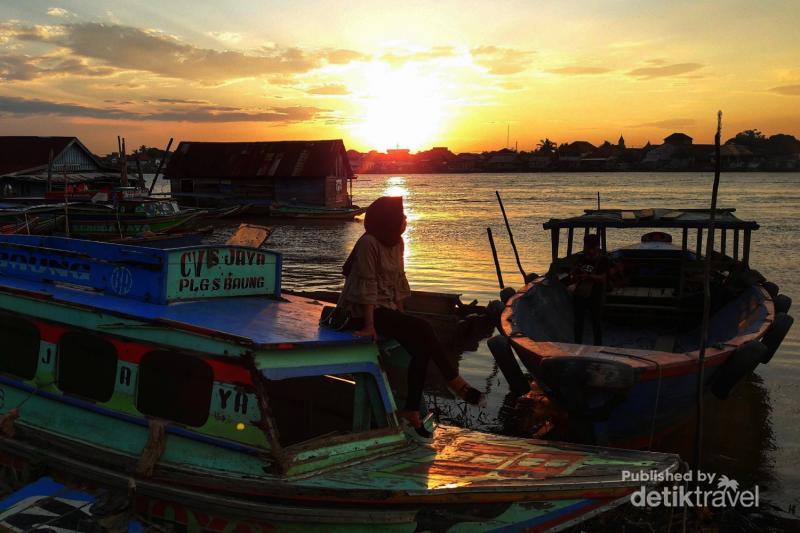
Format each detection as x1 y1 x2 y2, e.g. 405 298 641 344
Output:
156 98 210 104
1 22 364 82
306 84 350 95
627 62 704 79
0 95 326 123
769 84 800 96
547 66 611 75
0 54 115 81
470 46 533 75
632 118 697 128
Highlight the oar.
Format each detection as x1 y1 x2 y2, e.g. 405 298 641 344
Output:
495 190 527 283
487 227 504 289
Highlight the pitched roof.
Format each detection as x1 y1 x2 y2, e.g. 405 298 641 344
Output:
0 136 78 175
166 140 354 179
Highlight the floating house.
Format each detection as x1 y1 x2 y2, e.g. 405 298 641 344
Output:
165 140 356 215
0 136 124 197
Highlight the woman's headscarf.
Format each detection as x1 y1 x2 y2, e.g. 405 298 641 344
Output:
342 196 405 276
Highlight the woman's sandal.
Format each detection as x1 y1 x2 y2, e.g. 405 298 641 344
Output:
397 410 433 443
451 383 487 408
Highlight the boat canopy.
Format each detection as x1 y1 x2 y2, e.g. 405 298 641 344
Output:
543 208 758 231
544 208 758 266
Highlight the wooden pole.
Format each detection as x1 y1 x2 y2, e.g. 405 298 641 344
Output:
120 138 129 187
693 111 723 477
495 190 527 282
487 227 505 289
47 149 54 193
148 138 173 195
597 191 600 210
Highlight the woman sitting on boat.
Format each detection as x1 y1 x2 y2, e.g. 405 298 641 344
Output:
339 196 486 437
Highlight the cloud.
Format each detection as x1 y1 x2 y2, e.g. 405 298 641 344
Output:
0 53 115 81
306 84 350 95
381 46 456 66
0 95 327 123
206 31 242 44
627 62 704 79
769 84 800 96
548 66 611 75
470 46 533 75
47 7 73 18
324 48 368 64
0 22 364 82
632 118 697 129
156 98 210 104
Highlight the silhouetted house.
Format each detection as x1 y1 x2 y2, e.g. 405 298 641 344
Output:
557 141 596 169
719 144 757 170
486 149 520 171
455 152 481 172
0 136 123 197
416 147 457 172
166 140 354 212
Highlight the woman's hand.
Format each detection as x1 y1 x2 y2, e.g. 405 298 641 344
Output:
353 323 377 339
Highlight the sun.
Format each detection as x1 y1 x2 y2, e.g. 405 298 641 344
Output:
354 62 448 152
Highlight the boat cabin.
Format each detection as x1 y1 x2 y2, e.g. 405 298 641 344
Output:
0 235 405 478
539 207 764 346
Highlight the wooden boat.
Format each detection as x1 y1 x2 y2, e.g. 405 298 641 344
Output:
62 198 207 238
490 208 793 448
268 202 365 219
0 234 681 531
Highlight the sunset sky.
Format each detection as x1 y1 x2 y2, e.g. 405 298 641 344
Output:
1 0 798 154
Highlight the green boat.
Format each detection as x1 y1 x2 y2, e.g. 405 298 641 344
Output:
0 235 681 531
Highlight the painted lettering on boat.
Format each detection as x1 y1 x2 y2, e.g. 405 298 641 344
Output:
217 388 249 415
0 251 91 281
167 247 276 300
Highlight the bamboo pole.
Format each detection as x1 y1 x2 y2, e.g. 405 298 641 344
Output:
487 227 505 289
693 111 723 477
148 138 173 195
495 190 527 282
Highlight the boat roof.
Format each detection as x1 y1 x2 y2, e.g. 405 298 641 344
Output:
0 272 365 347
543 208 759 230
0 235 367 348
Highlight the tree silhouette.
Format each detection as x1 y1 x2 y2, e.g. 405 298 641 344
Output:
536 138 557 154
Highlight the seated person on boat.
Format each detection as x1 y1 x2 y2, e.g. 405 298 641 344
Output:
337 196 486 438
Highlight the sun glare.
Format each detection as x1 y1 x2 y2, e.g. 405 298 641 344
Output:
354 62 448 152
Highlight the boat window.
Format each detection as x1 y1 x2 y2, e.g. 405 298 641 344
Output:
264 373 388 447
0 315 39 380
136 351 213 427
57 333 117 402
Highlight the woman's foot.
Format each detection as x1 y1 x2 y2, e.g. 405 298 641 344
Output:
447 377 487 408
397 409 433 442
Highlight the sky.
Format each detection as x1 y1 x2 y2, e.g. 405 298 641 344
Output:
0 0 798 154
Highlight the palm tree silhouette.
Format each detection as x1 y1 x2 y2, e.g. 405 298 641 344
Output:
717 475 739 492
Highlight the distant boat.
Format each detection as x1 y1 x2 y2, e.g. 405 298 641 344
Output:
0 234 680 531
491 207 793 448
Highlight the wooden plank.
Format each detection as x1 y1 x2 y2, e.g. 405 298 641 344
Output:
621 211 636 221
743 229 751 267
733 229 740 261
567 227 574 256
226 224 272 248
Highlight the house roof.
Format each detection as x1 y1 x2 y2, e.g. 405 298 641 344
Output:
165 140 354 179
544 208 758 231
0 136 83 175
559 141 596 157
